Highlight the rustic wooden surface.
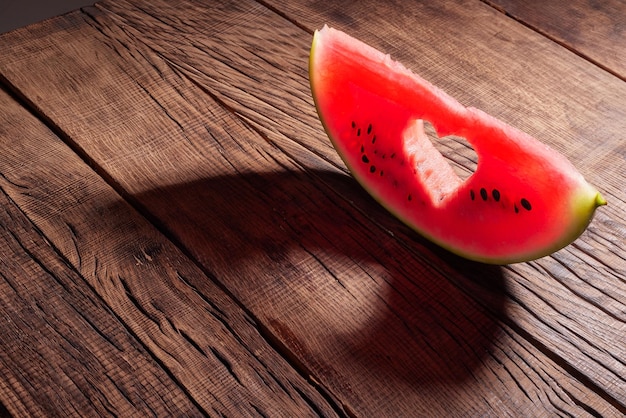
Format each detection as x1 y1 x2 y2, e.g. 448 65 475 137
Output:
0 0 624 416
485 0 626 81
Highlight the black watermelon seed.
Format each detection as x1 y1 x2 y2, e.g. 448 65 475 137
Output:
357 128 361 136
372 135 377 144
351 121 356 128
521 198 532 211
367 124 372 134
470 190 475 200
407 194 412 201
362 155 369 164
380 170 384 176
514 204 519 214
390 153 396 159
492 189 501 202
370 165 376 173
480 188 488 201
360 145 364 153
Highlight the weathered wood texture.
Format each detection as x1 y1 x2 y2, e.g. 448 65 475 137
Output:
1 93 203 417
484 0 626 80
0 85 339 416
0 0 625 416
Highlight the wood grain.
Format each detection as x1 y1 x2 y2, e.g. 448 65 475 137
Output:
484 0 626 80
0 0 624 416
0 85 339 416
0 197 201 417
0 90 201 417
89 0 626 409
92 0 626 226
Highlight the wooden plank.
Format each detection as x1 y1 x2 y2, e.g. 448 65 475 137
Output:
0 180 202 416
0 91 203 417
0 95 204 417
0 82 339 417
89 0 626 410
0 1 624 417
484 0 626 80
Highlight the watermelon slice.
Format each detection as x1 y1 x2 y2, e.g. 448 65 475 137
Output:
309 26 605 264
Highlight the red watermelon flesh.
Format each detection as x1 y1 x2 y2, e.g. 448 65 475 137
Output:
309 26 605 264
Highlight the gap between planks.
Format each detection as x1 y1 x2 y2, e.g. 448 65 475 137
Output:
478 0 626 83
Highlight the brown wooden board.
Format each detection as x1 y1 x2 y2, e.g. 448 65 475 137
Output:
0 84 339 416
0 0 625 416
484 0 626 80
94 0 626 409
0 92 202 417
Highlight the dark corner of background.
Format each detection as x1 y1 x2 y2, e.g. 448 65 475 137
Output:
1 0 93 34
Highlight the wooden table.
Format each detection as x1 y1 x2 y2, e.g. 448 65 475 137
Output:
1 0 624 416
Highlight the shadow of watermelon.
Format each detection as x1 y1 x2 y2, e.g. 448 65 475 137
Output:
127 168 507 403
